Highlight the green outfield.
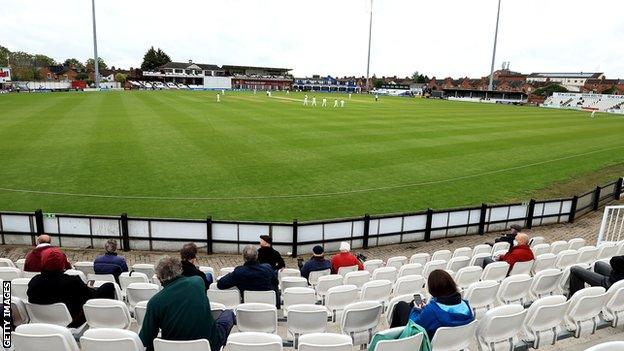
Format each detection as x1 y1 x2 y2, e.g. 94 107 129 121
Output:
0 90 623 221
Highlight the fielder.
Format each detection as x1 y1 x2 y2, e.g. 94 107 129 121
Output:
322 98 327 107
340 100 345 107
216 93 220 102
333 99 339 108
312 97 317 106
591 110 596 118
349 93 352 99
303 94 309 106
221 89 225 95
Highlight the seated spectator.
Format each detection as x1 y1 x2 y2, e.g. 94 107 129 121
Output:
487 224 522 247
218 245 280 308
569 255 624 297
93 240 128 282
257 235 285 271
180 243 213 290
139 256 235 351
27 248 116 328
299 245 331 281
390 269 474 338
24 234 71 272
330 242 363 274
482 233 534 271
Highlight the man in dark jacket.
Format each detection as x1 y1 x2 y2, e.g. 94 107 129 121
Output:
24 234 72 272
93 240 128 282
139 256 235 351
300 245 331 281
488 224 522 248
257 235 285 271
27 248 115 328
218 245 280 307
569 255 624 296
180 242 213 290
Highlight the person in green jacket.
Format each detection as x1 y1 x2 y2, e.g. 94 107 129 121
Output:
139 256 235 351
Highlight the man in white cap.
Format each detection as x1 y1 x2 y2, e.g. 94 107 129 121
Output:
330 242 363 274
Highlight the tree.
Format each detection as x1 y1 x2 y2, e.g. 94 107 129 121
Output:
140 46 171 71
373 78 383 89
63 58 84 70
114 73 127 84
85 57 107 71
75 72 88 81
0 45 10 66
533 84 568 97
33 54 56 67
410 71 428 83
411 71 420 81
602 86 617 95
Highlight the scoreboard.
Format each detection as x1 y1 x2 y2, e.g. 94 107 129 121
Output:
0 68 11 83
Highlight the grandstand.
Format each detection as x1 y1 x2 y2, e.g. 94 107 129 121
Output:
224 65 293 91
292 76 364 92
543 93 624 113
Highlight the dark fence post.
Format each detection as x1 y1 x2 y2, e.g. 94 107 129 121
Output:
478 203 487 235
362 214 371 249
526 199 536 229
424 209 433 242
206 216 213 255
120 213 130 252
34 209 44 234
593 186 601 211
291 219 298 258
615 177 623 201
569 196 578 223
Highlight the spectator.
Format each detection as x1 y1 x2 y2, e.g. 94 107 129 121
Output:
300 245 331 281
24 234 71 272
330 242 363 274
482 233 534 271
257 235 285 271
139 256 235 351
180 243 213 290
390 269 474 338
569 255 624 296
218 245 280 308
93 240 128 282
488 224 522 248
27 248 116 328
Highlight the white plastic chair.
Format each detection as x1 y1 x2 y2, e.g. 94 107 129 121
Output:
576 246 599 266
226 332 283 351
298 333 352 351
154 338 211 351
15 258 26 271
397 263 422 278
455 266 483 291
131 264 155 281
452 247 473 259
496 274 532 305
244 290 276 306
567 238 586 250
430 319 477 351
210 301 226 320
393 275 425 296
287 304 328 349
235 303 278 333
371 326 424 351
0 258 16 267
476 304 526 351
603 280 624 327
564 286 608 337
528 268 563 302
597 242 618 260
491 242 510 255
219 266 235 276
431 249 452 262
308 269 331 286
343 270 370 289
532 253 556 274
464 280 500 318
363 259 384 272
325 284 358 322
283 287 316 316
529 236 545 247
0 266 21 280
281 276 309 291
360 280 393 307
531 244 550 258
473 244 492 256
340 301 383 348
134 301 148 328
207 288 241 309
521 295 568 349
446 256 470 272
119 271 149 291
13 323 80 351
83 298 132 329
80 328 143 351
371 267 397 282
409 253 430 266
92 280 124 301
481 261 509 282
550 241 568 255
584 341 624 351
554 250 579 270
11 296 30 326
422 260 446 279
385 256 407 269
385 294 414 325
24 302 86 335
74 261 95 276
509 260 533 276
315 275 343 303
469 253 491 268
88 273 116 283
64 269 87 283
11 277 31 300
337 265 359 276
126 282 159 308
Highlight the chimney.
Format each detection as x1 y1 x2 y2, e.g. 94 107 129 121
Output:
189 60 193 64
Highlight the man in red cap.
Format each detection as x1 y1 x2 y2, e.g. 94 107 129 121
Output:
24 234 71 272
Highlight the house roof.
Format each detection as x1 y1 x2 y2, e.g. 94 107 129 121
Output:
158 62 222 71
222 65 291 72
528 72 603 79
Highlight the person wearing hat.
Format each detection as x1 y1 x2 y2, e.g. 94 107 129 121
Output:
300 245 332 281
257 235 285 271
330 242 363 274
488 224 523 248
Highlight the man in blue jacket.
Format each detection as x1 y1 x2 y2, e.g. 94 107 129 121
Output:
94 240 128 282
217 245 280 308
299 245 331 281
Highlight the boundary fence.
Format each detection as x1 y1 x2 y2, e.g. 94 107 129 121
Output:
0 177 622 257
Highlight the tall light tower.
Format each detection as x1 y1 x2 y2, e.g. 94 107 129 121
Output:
91 0 100 89
365 0 373 92
487 0 502 91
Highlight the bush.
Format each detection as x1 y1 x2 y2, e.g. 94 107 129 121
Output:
533 84 568 97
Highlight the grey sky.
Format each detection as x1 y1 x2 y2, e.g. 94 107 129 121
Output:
2 0 623 78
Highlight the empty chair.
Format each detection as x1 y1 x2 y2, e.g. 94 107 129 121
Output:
422 260 446 279
597 242 618 260
244 290 276 306
219 266 235 276
207 288 241 309
154 338 211 351
299 333 352 351
431 249 452 262
287 304 328 348
549 241 568 255
0 257 15 267
325 284 358 322
585 341 624 351
386 256 407 269
446 257 470 272
360 280 393 306
528 269 563 302
531 244 550 258
455 266 483 291
509 260 534 276
532 253 556 274
603 280 624 327
496 274 532 305
576 246 599 266
199 266 215 278
529 236 545 247
13 323 80 351
283 287 316 316
281 276 309 291
119 272 149 291
83 298 132 329
15 258 26 271
429 319 478 351
80 328 143 351
476 304 526 351
337 265 359 276
409 253 430 265
370 326 424 351
452 247 473 259
554 250 579 270
134 301 148 327
235 303 278 333
397 263 422 278
125 282 159 308
480 261 509 282
279 268 302 281
473 244 492 256
521 295 568 349
364 259 384 272
340 301 383 348
24 302 73 327
315 275 343 303
226 332 283 351
64 269 87 283
88 273 116 283
132 264 155 281
464 280 500 317
491 242 510 256
0 266 22 280
567 238 586 250
393 275 425 296
11 296 30 326
564 286 608 337
11 277 31 300
343 270 370 289
372 267 397 282
308 269 331 286
385 294 415 325
469 253 491 268
74 261 95 276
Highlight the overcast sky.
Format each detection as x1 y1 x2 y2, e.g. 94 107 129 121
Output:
2 0 623 78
